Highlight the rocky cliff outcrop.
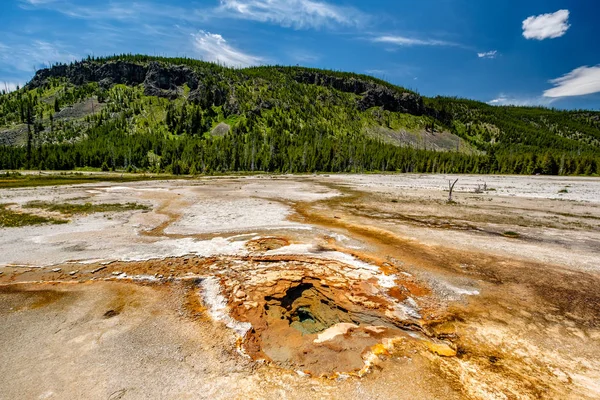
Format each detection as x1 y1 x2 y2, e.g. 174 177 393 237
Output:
358 87 425 114
290 70 427 116
291 71 371 95
29 61 147 88
27 61 444 121
143 62 199 99
28 60 228 102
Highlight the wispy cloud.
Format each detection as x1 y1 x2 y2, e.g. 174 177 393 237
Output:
216 0 365 29
14 0 207 71
21 0 203 23
287 49 320 64
543 65 600 98
488 93 553 107
192 31 265 67
21 0 59 4
0 40 77 72
372 35 458 47
364 64 419 79
365 69 386 76
477 50 497 59
522 9 570 40
23 0 363 29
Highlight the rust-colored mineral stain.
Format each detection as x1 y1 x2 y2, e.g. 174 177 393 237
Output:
219 259 440 377
319 235 432 299
245 237 290 252
2 177 599 399
387 286 408 302
0 249 449 377
0 284 70 311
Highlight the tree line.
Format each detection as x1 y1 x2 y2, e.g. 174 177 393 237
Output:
0 55 598 175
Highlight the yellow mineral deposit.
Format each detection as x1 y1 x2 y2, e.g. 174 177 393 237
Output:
1 175 600 399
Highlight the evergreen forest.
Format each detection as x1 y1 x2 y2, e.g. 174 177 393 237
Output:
1 55 598 175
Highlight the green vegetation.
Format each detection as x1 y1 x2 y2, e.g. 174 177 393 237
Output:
0 171 177 189
0 198 148 228
24 201 150 215
502 231 521 238
558 188 569 193
0 204 67 228
1 54 598 176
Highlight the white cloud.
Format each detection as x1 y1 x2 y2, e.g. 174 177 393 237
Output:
372 35 457 47
543 65 600 98
21 0 202 23
192 31 264 67
217 0 364 29
488 95 515 105
522 9 570 40
493 65 600 104
24 0 363 30
488 93 553 107
477 50 497 59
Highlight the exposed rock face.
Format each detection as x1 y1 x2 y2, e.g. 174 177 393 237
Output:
210 122 231 137
28 60 229 101
145 62 198 89
290 70 427 115
188 82 228 108
0 125 27 146
143 61 199 99
96 61 147 86
358 87 425 114
27 61 443 120
292 70 371 95
29 61 147 88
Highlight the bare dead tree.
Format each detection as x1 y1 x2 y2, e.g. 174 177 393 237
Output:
448 179 459 202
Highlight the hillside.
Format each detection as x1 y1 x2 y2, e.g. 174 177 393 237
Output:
0 54 599 175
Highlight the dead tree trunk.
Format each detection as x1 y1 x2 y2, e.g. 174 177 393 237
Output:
448 179 459 202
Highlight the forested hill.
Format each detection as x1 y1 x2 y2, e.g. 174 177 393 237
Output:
1 54 599 175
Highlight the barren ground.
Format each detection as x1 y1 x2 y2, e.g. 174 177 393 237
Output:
1 174 599 399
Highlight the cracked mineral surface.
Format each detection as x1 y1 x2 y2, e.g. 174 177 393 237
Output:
1 174 600 399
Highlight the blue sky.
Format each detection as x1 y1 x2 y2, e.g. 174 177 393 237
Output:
1 0 599 110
